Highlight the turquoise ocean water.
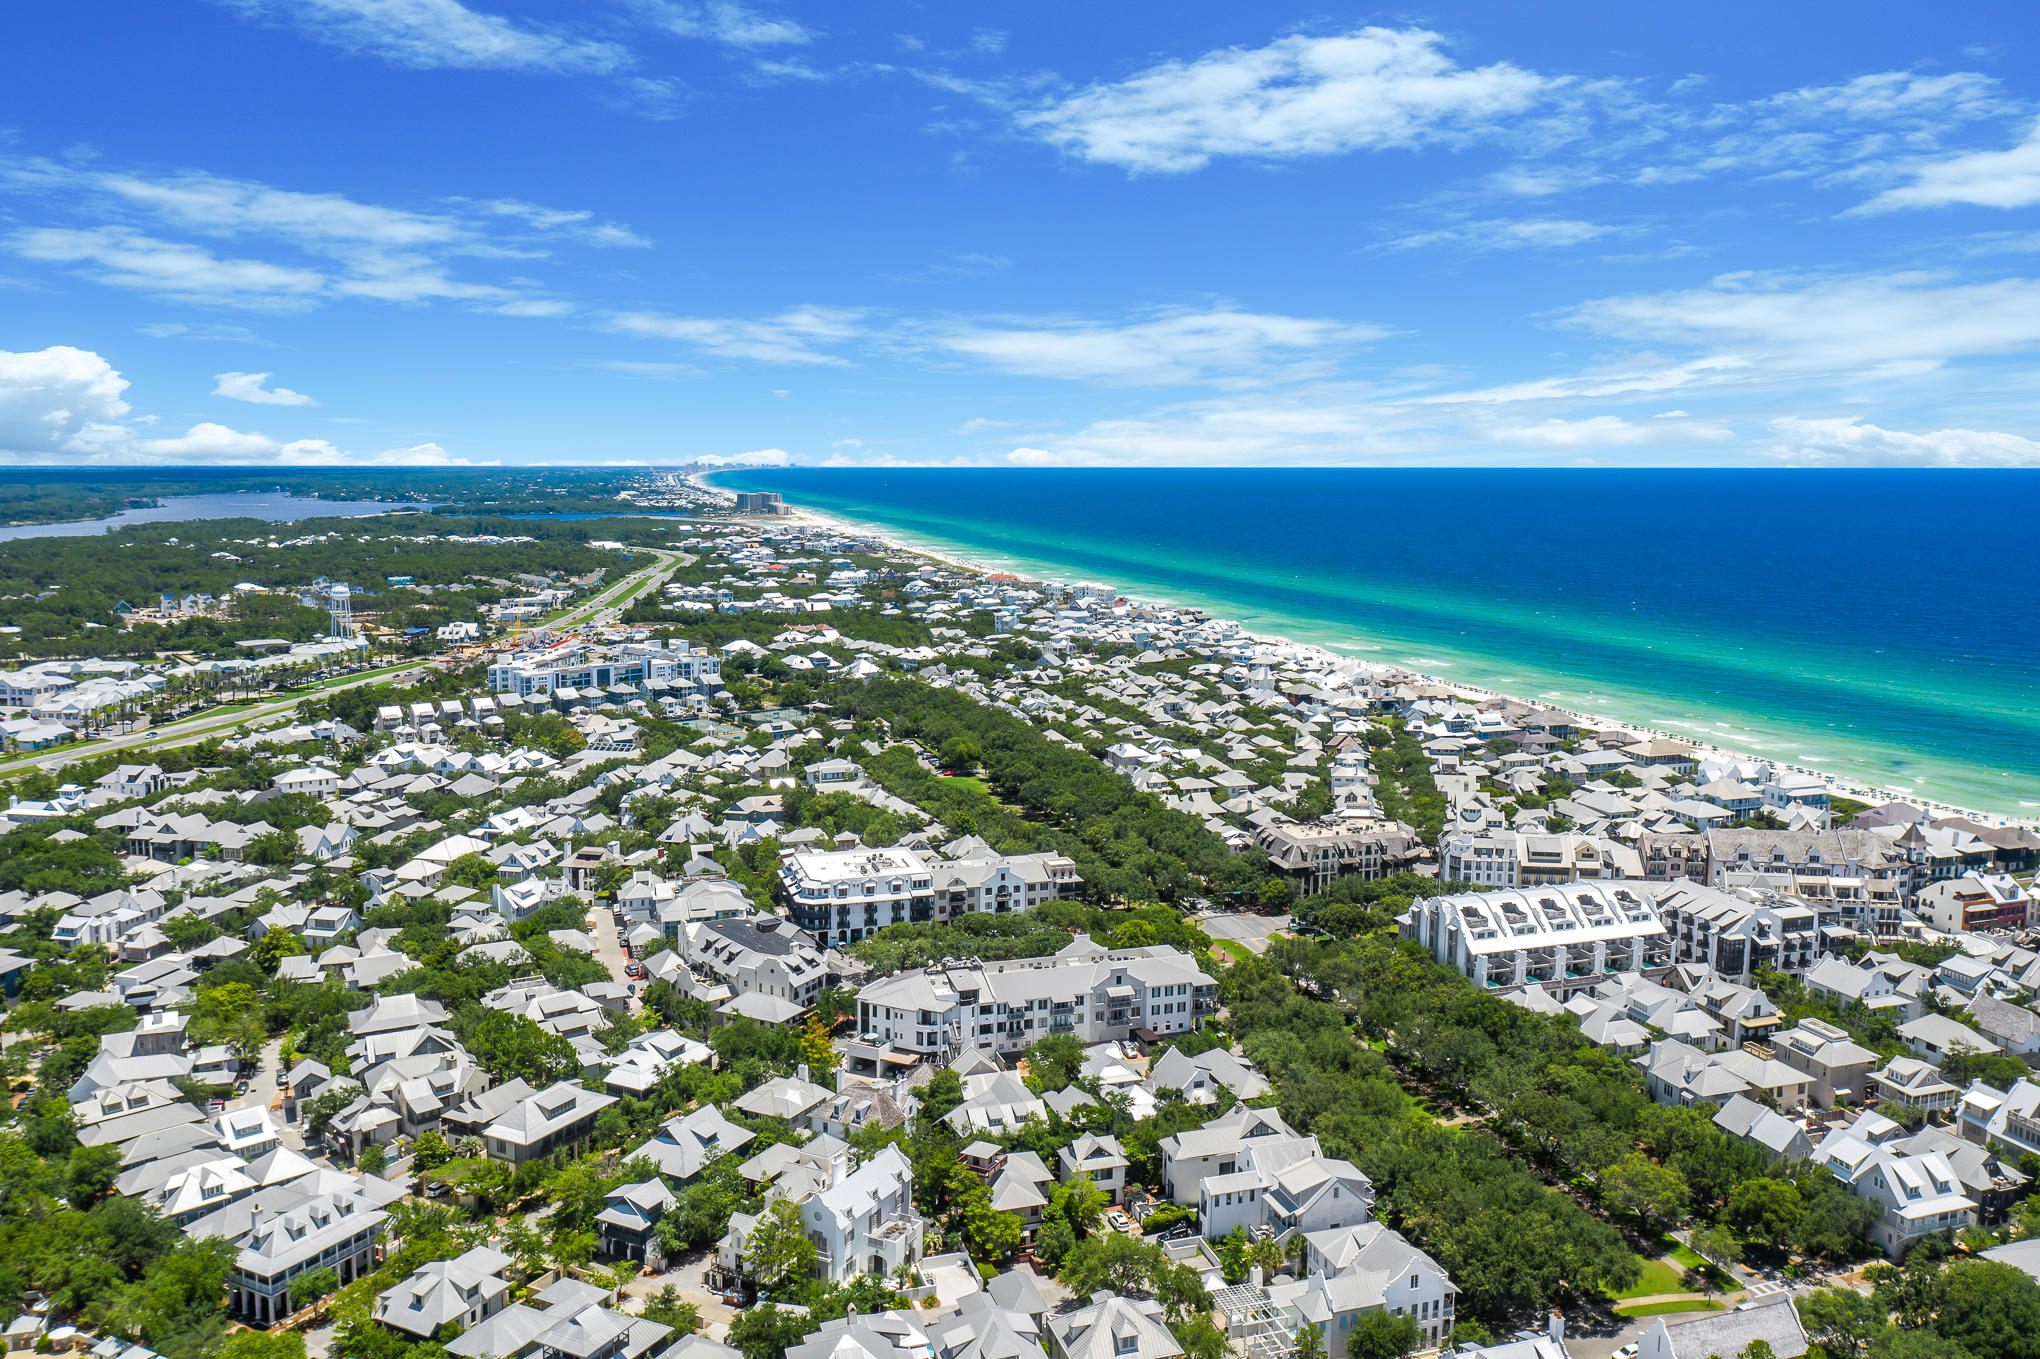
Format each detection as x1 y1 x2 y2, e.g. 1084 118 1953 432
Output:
713 469 2040 819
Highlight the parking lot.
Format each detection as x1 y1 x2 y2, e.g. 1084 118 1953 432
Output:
1190 910 1292 955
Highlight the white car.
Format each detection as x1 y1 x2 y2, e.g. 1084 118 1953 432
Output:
1613 1344 1639 1359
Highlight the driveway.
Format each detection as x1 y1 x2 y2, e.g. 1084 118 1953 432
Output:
587 905 640 1005
625 1250 739 1341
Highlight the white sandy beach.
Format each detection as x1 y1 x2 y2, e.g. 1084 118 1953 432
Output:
699 478 2036 831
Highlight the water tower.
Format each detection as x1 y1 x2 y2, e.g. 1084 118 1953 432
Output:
328 583 354 638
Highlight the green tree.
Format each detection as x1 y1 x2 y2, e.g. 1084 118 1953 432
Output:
64 1142 126 1208
288 1267 340 1311
948 1164 1023 1263
1797 1184 1881 1260
1057 1233 1164 1296
1796 1286 1890 1359
1725 1178 1804 1254
1599 1153 1689 1232
1346 1310 1422 1359
1295 1323 1327 1359
1023 1032 1087 1092
728 1304 815 1359
1867 1329 1972 1359
219 1332 309 1359
1036 1218 1077 1266
641 1284 702 1335
358 1142 386 1175
744 1200 818 1295
252 926 307 973
800 1020 837 1089
1933 1261 2040 1359
443 853 499 890
1173 1316 1227 1359
1688 1225 1742 1276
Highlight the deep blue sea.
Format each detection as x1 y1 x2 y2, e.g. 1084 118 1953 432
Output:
714 469 2040 818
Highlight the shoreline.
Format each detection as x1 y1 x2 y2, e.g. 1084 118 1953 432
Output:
693 472 2036 830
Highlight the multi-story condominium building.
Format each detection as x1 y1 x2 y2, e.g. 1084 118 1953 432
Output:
487 639 721 698
854 938 1216 1062
781 846 934 948
1398 883 1669 995
680 916 832 1010
1640 832 1709 883
1914 873 2031 935
1656 883 1824 981
1254 817 1420 893
1706 828 1915 923
1517 832 1620 886
926 852 1082 923
783 846 1079 949
1440 828 1519 888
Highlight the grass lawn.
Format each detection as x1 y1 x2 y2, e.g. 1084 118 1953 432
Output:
1209 941 1252 964
1669 1245 1707 1271
1615 1300 1724 1318
1609 1257 1688 1300
937 775 988 794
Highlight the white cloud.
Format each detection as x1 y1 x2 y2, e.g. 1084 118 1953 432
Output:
924 308 1386 385
125 421 486 465
605 307 863 364
1765 415 2040 466
1018 27 1552 173
457 198 651 247
1857 121 2040 212
0 346 133 455
953 417 1013 434
588 359 701 379
633 1 812 47
1490 415 1731 447
1559 270 2040 374
13 228 329 310
696 448 793 465
1378 217 1627 253
217 0 629 72
2 157 644 314
1416 356 1754 408
137 321 272 344
213 371 318 405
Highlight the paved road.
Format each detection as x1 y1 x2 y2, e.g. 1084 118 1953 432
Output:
0 548 679 780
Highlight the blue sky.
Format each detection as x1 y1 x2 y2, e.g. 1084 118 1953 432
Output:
3 0 2039 468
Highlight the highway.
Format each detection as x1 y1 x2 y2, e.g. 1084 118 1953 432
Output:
0 548 681 779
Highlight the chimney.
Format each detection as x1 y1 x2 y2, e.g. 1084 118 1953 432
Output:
1248 1265 1262 1289
797 1063 809 1083
1549 1311 1564 1347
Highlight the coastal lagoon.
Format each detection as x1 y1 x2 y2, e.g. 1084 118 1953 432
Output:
0 493 438 542
716 468 2040 818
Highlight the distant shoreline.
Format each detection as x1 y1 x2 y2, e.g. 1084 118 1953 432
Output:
692 470 2035 830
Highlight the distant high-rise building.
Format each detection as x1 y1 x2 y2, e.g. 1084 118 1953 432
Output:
733 492 784 514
